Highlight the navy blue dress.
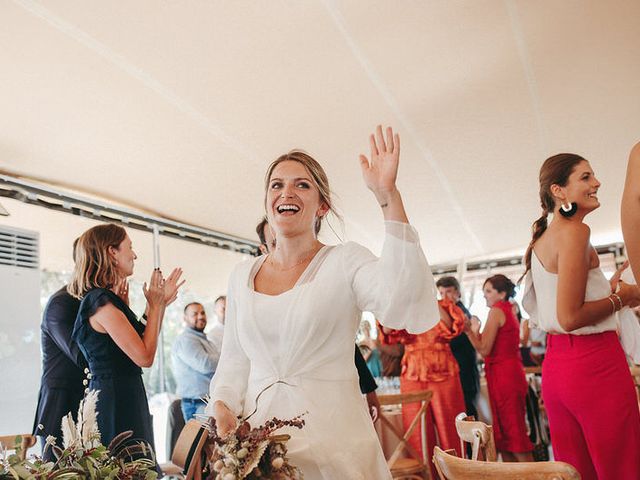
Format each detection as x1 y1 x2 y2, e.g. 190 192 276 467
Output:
33 286 86 461
71 288 155 454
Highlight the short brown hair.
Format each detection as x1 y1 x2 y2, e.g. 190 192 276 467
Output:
184 302 203 314
67 224 127 298
436 276 460 292
264 150 339 235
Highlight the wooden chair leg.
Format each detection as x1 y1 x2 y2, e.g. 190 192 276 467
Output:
194 455 202 480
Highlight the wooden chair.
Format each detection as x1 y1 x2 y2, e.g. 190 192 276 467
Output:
524 366 542 375
166 398 186 460
161 420 209 480
0 434 36 460
432 446 580 480
453 412 496 461
378 389 434 480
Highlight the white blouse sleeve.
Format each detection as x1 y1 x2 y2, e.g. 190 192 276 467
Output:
342 221 439 334
206 267 250 416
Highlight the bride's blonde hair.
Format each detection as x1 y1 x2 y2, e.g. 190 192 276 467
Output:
264 150 341 235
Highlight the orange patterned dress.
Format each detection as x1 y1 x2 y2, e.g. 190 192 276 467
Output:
380 298 467 473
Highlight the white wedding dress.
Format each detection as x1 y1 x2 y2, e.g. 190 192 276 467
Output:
206 222 439 479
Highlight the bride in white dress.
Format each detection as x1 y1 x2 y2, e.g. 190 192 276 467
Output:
206 125 439 479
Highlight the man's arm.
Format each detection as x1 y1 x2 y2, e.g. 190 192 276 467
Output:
174 335 218 375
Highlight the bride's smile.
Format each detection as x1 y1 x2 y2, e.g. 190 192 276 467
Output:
267 160 328 240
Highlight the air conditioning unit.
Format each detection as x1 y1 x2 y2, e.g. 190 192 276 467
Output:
0 225 41 435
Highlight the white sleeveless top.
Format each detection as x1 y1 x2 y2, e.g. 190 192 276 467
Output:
522 251 617 335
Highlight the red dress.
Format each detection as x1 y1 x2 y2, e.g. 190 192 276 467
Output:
381 298 467 476
484 301 533 453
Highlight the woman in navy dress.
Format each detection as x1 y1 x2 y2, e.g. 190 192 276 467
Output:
69 223 182 456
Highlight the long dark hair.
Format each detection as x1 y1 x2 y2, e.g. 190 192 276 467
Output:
484 274 516 300
520 153 586 280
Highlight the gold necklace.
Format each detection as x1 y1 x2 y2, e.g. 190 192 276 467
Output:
267 245 322 272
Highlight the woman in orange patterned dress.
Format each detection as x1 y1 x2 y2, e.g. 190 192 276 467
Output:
380 297 467 475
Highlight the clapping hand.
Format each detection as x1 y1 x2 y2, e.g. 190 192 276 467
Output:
470 316 481 335
617 281 640 309
359 125 400 204
114 277 130 306
143 269 165 308
163 267 185 306
610 260 630 293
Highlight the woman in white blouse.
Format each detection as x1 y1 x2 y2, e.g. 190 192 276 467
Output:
522 153 640 479
207 125 439 479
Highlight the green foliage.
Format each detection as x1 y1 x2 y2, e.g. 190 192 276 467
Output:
0 432 157 480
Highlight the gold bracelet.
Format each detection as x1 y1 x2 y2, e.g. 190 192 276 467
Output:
611 293 623 311
607 296 617 314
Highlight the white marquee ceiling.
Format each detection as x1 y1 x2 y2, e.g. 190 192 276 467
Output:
1 0 639 291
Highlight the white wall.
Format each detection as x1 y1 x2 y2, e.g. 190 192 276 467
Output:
0 227 41 435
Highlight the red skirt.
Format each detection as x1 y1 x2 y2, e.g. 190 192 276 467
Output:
485 357 533 453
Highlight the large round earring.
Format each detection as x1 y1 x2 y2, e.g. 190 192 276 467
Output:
559 202 578 218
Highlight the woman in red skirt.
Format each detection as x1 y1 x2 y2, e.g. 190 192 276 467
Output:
466 274 533 462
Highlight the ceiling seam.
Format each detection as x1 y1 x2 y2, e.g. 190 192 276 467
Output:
320 0 485 253
12 0 259 163
504 0 549 154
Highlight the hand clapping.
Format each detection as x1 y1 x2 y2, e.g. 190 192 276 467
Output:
143 269 166 308
114 277 130 306
610 260 629 293
470 316 481 335
163 267 185 306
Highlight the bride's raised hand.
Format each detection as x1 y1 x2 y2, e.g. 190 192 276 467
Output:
359 125 400 204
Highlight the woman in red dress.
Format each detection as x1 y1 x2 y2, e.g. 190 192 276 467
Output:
465 274 533 462
381 298 467 476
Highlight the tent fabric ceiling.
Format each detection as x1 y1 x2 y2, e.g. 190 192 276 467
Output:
1 0 639 280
